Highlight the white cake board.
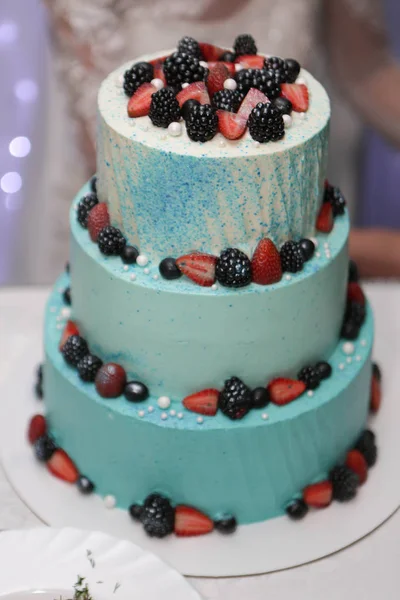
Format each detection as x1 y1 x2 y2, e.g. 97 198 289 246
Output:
1 338 399 578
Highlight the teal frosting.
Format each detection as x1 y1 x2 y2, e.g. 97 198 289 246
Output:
44 275 373 523
70 183 349 398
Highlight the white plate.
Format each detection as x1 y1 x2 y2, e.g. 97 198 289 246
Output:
0 527 200 600
1 325 400 577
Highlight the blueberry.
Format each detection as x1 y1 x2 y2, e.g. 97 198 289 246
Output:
341 320 360 340
77 475 95 494
348 259 359 283
251 387 270 409
34 435 56 462
286 498 308 520
221 51 236 63
129 503 143 521
315 361 332 380
273 96 293 115
124 381 149 403
63 287 71 305
159 257 182 280
121 245 139 264
372 362 382 382
299 238 315 262
214 515 237 534
181 99 200 121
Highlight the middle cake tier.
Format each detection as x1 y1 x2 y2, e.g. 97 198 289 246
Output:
70 184 349 398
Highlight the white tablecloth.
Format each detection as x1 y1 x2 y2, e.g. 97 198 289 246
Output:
1 284 399 599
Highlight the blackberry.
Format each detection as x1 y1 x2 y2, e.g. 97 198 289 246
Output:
35 363 43 398
345 301 366 327
315 361 332 380
329 465 359 502
286 499 309 520
62 335 89 367
97 226 126 256
163 52 207 88
331 187 346 216
299 238 315 261
298 366 320 390
219 376 252 420
34 435 56 462
264 56 288 83
212 89 242 113
233 34 258 57
77 476 95 494
90 175 97 193
181 98 200 121
129 503 143 521
248 102 285 143
285 58 301 83
77 193 98 228
221 51 236 63
77 354 103 382
214 516 237 534
65 261 70 273
63 286 71 305
123 62 154 96
149 87 181 128
235 68 281 100
273 96 293 115
121 245 139 264
140 493 175 538
185 103 218 142
355 430 377 467
348 259 359 283
280 241 305 273
251 387 270 409
215 248 252 288
159 257 182 280
373 362 382 382
177 36 202 59
37 363 43 383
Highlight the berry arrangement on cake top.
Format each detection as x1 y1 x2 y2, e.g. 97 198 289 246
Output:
123 34 307 143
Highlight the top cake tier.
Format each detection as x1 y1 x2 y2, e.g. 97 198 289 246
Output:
97 51 330 262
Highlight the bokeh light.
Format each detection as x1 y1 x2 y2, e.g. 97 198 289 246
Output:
1 172 22 194
14 79 38 102
9 136 31 157
0 21 18 44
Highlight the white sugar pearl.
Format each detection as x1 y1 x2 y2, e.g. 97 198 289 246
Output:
346 357 353 364
61 307 71 318
56 324 63 330
200 61 208 69
235 63 243 72
157 396 171 409
285 275 292 281
130 273 136 282
356 355 362 362
56 315 62 322
197 416 204 424
316 252 321 258
339 363 345 370
160 133 167 140
177 412 183 419
361 339 367 347
343 342 355 355
104 495 116 509
296 76 307 85
143 267 150 275
123 265 129 272
170 409 176 416
161 412 168 420
138 409 145 417
283 114 292 128
168 121 182 137
324 242 329 249
262 413 269 420
211 283 218 290
307 390 314 398
254 141 261 148
325 252 331 259
153 274 159 281
148 405 154 413
224 78 237 91
181 82 190 89
219 140 226 148
151 77 164 90
137 254 149 267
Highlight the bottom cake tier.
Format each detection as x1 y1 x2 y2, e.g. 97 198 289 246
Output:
41 273 374 525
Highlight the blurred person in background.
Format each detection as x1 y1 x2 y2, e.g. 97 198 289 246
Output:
17 0 400 280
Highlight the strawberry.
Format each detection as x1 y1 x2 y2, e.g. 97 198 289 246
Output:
127 82 157 117
47 449 79 483
345 449 368 484
347 282 366 306
303 480 333 508
316 202 334 233
176 82 210 107
235 55 265 69
59 320 80 351
208 61 235 77
267 378 306 406
148 55 169 66
88 202 110 242
251 238 282 285
153 61 167 85
238 88 269 120
217 110 247 140
207 63 229 97
198 43 226 61
174 505 214 537
27 414 47 445
183 389 219 416
370 371 381 414
176 253 217 287
281 83 309 112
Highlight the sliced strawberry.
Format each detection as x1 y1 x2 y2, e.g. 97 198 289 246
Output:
346 449 368 484
198 43 226 61
217 110 247 140
267 378 306 406
207 63 229 97
59 320 80 351
88 202 110 242
235 55 265 69
316 202 334 233
127 82 157 117
176 253 217 287
153 61 167 85
148 55 170 66
347 282 366 306
281 83 309 112
174 505 214 537
251 238 282 285
183 389 219 416
370 372 381 414
208 61 235 77
238 88 269 120
176 82 210 107
47 449 79 483
27 414 47 445
303 481 333 508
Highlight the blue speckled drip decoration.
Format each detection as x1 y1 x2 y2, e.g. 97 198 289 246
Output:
44 277 373 523
70 182 349 397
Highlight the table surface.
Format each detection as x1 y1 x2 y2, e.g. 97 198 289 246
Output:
1 284 400 599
